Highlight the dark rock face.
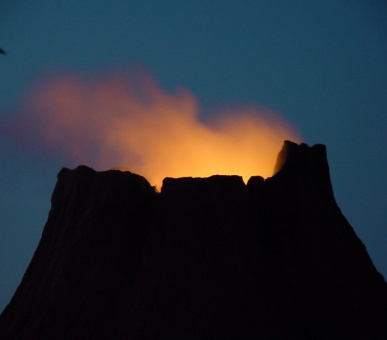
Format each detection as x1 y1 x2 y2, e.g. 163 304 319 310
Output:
1 141 386 339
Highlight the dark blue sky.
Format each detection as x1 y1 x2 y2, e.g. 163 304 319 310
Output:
1 1 386 311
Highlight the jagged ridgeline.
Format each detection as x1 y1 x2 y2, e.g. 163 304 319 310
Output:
0 141 386 339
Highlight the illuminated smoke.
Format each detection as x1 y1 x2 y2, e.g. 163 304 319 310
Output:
13 72 301 188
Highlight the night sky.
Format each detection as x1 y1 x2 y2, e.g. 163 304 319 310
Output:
1 1 386 312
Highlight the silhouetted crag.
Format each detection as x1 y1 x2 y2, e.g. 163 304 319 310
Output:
1 141 386 339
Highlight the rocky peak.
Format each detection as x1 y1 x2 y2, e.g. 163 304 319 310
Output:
0 141 386 339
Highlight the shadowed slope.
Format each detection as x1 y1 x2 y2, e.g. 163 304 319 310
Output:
0 167 156 339
0 141 386 339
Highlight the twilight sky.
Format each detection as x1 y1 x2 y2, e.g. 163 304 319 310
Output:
0 1 386 312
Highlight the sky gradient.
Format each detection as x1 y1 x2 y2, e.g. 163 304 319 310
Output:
1 1 386 312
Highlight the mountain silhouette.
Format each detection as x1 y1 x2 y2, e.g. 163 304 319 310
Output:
0 141 386 339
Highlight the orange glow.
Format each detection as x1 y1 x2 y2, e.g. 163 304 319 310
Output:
26 73 301 188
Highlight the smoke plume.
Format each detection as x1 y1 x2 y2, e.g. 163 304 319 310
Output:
5 72 301 188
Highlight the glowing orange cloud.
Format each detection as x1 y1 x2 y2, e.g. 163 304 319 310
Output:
24 72 301 188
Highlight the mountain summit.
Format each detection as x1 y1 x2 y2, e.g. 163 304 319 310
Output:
1 141 386 339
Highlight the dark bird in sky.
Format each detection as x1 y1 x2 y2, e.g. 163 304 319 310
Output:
0 49 6 55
